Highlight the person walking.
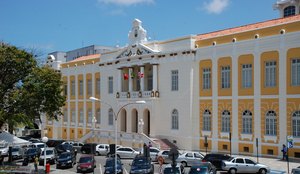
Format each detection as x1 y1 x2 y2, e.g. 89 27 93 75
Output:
34 155 39 172
281 144 287 160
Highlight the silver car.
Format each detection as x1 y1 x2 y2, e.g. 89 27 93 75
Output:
176 151 204 167
222 157 270 174
116 147 140 159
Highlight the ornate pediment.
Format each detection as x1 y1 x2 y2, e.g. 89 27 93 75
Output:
116 44 153 59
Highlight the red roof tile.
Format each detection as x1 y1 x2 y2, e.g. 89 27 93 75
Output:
196 15 300 40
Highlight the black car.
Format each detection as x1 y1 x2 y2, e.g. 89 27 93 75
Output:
55 143 77 156
24 147 41 162
81 143 97 154
56 152 76 169
188 162 216 174
130 155 154 174
202 153 231 170
104 157 123 174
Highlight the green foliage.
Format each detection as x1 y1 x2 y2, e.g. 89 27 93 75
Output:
0 43 66 132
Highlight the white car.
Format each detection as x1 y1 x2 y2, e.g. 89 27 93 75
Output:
95 144 109 156
176 151 204 167
116 147 140 159
30 142 47 151
156 149 171 164
149 147 160 161
222 157 270 174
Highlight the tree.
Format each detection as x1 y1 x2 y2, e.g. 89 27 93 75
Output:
0 43 66 133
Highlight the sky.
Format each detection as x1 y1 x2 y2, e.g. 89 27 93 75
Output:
0 0 280 57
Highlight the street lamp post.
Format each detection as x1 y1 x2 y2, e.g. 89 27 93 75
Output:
42 136 48 171
89 96 145 174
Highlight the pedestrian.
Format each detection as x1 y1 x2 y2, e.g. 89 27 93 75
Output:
281 144 287 160
148 141 152 148
34 155 39 172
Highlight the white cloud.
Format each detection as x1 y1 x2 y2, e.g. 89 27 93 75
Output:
98 0 154 6
203 0 229 14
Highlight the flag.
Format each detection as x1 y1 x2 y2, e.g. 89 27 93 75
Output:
123 73 129 80
131 72 135 79
138 72 144 78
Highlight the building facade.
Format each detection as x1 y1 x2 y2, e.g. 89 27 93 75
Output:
45 0 300 158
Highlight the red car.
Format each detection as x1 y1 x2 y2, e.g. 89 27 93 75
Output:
76 154 96 173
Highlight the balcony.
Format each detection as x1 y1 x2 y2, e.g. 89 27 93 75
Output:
116 90 159 99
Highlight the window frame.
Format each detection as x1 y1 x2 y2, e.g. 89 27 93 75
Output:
221 66 231 89
292 111 300 137
241 64 252 88
291 58 300 86
221 110 231 132
171 70 179 91
108 76 113 94
171 109 179 130
108 109 114 126
203 68 211 90
203 109 211 131
242 110 253 134
265 110 277 136
265 61 277 87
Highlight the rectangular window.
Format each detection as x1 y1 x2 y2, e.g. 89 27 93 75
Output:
79 80 83 95
221 66 230 89
63 109 68 122
79 109 84 123
147 74 153 91
292 58 300 86
71 80 75 95
108 76 113 94
64 84 68 96
96 78 101 95
87 79 92 95
242 64 252 88
96 109 101 124
171 70 179 91
88 109 92 123
202 68 211 90
71 110 75 123
265 61 277 87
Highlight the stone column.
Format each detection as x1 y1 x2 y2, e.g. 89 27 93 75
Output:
153 64 158 91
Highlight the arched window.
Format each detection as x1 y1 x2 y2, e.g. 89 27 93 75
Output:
221 110 230 132
108 109 114 125
171 109 179 130
292 111 300 137
203 109 211 131
265 110 277 136
284 6 296 17
242 110 252 134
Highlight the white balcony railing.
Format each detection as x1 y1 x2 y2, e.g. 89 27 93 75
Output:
117 90 159 99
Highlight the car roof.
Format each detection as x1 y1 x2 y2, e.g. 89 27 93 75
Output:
190 162 212 167
165 163 182 168
79 154 94 158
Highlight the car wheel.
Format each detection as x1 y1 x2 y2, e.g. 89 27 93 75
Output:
96 152 100 156
181 161 188 167
259 168 267 174
229 168 237 174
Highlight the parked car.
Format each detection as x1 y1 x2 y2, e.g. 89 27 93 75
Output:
46 139 65 147
0 146 9 157
104 157 123 174
30 142 47 151
23 147 41 162
130 155 154 174
116 147 140 159
177 151 204 167
156 150 171 163
72 142 84 153
56 151 76 169
81 143 97 154
188 162 216 174
76 154 96 173
95 144 109 156
149 147 160 161
163 163 185 174
12 147 23 160
202 153 231 170
292 168 300 174
39 148 57 165
55 143 77 156
221 157 270 174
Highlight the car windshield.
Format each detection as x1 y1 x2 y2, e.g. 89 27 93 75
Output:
106 158 121 166
189 167 209 174
12 148 19 152
42 150 53 155
132 158 149 166
59 153 71 158
27 148 37 153
164 167 180 174
79 157 93 163
37 144 44 148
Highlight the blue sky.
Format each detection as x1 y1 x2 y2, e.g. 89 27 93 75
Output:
0 0 279 56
